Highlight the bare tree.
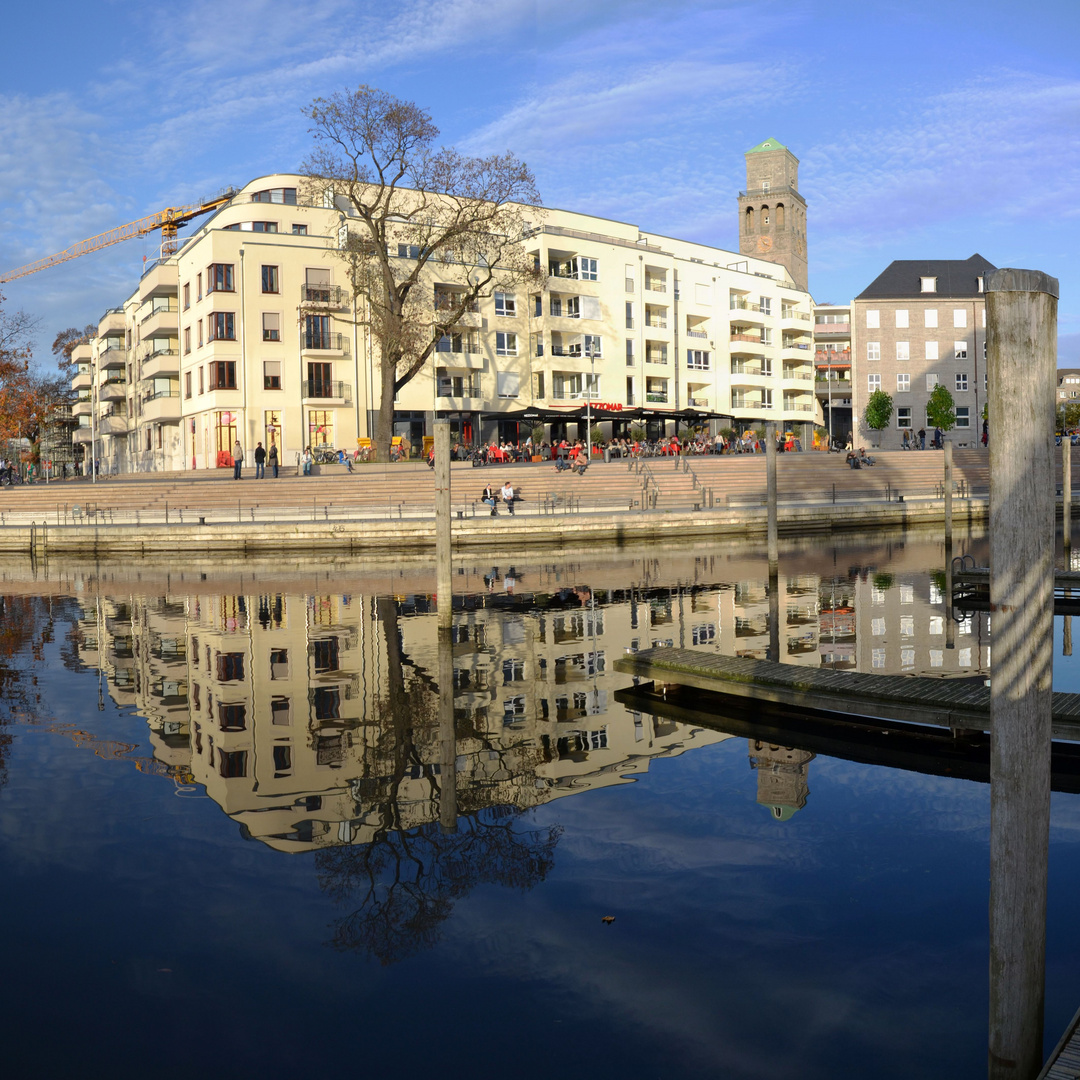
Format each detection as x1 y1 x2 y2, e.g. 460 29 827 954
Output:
302 85 543 459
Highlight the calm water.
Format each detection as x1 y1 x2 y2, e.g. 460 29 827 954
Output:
3 532 1080 1079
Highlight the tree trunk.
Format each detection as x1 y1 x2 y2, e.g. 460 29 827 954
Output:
376 356 397 462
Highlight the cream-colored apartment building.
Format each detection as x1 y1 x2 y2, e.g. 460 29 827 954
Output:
70 172 818 473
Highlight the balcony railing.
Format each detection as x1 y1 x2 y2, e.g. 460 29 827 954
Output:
141 389 180 404
782 310 812 322
645 318 667 329
303 332 348 353
645 280 667 293
783 341 811 350
645 352 668 365
685 329 708 339
303 380 352 402
730 298 762 312
139 301 178 324
437 381 481 398
645 392 668 403
783 371 814 381
731 333 763 344
301 284 344 305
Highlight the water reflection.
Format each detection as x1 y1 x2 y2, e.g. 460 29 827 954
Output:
21 540 1000 961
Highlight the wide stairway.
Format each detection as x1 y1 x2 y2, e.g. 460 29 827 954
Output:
0 449 1000 521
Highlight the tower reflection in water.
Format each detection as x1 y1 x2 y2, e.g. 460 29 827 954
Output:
68 555 989 961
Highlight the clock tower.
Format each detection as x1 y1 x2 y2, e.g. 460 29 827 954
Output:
737 138 808 292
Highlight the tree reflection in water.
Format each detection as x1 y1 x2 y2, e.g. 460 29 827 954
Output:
312 596 562 966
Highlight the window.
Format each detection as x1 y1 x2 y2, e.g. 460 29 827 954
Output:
896 341 910 361
625 301 634 329
925 340 939 360
872 648 886 668
261 266 279 293
761 388 773 408
956 372 968 392
954 340 968 359
566 296 580 319
196 272 202 300
866 309 880 329
897 373 910 392
956 406 970 428
494 292 516 317
496 371 520 398
868 373 881 392
184 371 192 399
924 308 938 328
304 315 331 349
535 372 545 398
208 312 236 341
867 341 881 362
198 366 204 394
496 331 517 356
926 373 938 391
759 297 772 315
292 224 307 236
263 360 281 390
872 618 886 636
397 243 423 259
183 327 191 355
208 361 237 390
895 309 909 328
207 263 234 292
625 339 635 366
954 308 967 328
686 349 710 369
251 187 297 205
578 257 598 281
920 277 937 293
251 221 277 233
262 312 280 341
197 320 203 348
897 406 912 428
183 283 190 310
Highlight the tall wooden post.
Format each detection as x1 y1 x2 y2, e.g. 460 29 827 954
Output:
944 437 954 557
435 418 452 630
1064 436 1072 567
986 268 1058 1080
766 420 778 568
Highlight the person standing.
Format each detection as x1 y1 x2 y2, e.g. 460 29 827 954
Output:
918 427 926 450
268 442 279 478
232 439 244 480
254 441 266 479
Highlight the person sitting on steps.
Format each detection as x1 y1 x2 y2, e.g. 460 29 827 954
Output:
482 483 498 516
501 480 515 516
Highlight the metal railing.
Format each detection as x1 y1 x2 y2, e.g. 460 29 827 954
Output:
301 284 344 305
303 332 348 353
302 380 352 401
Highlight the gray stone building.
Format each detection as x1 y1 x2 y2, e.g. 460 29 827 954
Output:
852 254 995 449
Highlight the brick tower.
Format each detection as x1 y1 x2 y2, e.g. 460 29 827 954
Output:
737 138 808 291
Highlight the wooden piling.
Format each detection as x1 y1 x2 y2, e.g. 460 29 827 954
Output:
766 421 778 568
986 267 1059 1080
1065 436 1072 565
434 418 452 629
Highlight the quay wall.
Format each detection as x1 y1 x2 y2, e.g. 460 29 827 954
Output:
2 498 990 557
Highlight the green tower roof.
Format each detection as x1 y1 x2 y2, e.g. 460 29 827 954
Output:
747 138 788 154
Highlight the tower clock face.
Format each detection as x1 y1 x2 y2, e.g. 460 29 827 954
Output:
756 235 773 253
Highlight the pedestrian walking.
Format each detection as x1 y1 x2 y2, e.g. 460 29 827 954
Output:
254 442 266 479
232 439 244 479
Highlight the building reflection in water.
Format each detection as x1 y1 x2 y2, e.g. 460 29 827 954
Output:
65 553 990 959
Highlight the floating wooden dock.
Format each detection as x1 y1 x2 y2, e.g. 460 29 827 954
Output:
953 566 1080 614
1040 1003 1080 1079
613 648 1080 740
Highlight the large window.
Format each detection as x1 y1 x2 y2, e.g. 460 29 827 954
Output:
925 341 939 360
308 410 334 448
251 187 297 204
956 406 970 428
307 362 333 397
207 263 234 293
208 361 237 390
897 406 912 428
865 309 880 329
868 374 881 392
261 265 279 293
686 349 710 370
496 332 517 356
209 312 235 341
896 341 910 361
494 292 516 317
897 373 910 392
867 341 880 362
954 340 968 359
263 361 281 390
262 312 280 341
956 373 968 392
304 315 331 349
895 309 909 328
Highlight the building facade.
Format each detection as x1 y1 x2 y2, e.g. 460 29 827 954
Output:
851 254 995 449
70 172 819 473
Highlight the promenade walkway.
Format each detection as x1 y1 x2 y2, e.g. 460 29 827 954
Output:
0 448 1010 555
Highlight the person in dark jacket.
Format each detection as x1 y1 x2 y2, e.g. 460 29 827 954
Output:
254 442 266 479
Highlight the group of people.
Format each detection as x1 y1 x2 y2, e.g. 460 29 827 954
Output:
846 448 877 469
481 481 517 516
231 440 281 479
899 428 944 451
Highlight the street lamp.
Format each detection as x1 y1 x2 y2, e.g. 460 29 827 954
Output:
585 338 595 460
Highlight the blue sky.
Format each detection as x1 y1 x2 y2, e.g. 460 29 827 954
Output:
2 0 1079 364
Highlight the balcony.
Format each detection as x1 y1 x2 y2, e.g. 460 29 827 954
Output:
72 399 92 418
141 349 180 379
72 369 92 391
782 368 814 382
301 284 345 306
138 260 178 299
99 379 128 401
645 391 669 404
781 309 812 323
730 298 762 312
644 317 668 330
99 411 129 436
141 391 181 423
302 380 352 403
644 278 667 293
99 343 127 369
139 305 178 339
685 328 709 340
814 321 851 337
303 332 349 354
438 379 481 399
98 308 125 335
687 396 709 408
72 427 92 445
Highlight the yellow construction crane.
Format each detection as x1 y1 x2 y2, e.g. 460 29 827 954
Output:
0 188 238 284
